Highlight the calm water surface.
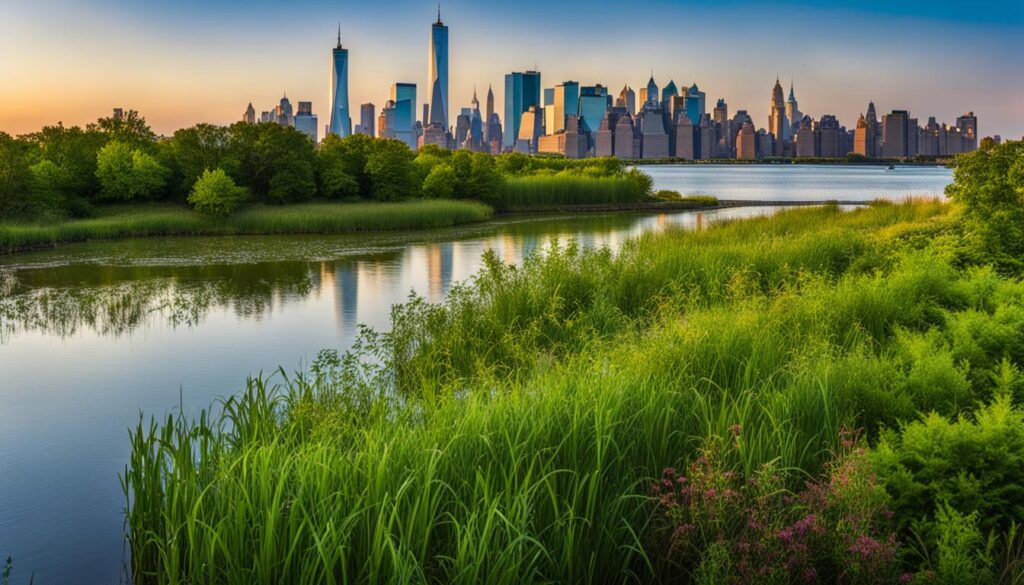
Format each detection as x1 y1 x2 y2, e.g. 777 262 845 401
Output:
0 165 951 584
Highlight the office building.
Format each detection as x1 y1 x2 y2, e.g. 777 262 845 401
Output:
390 83 417 149
427 8 449 129
294 101 318 142
358 103 375 137
329 26 352 137
503 70 541 150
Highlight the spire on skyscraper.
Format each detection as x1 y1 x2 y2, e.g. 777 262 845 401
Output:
436 3 442 24
336 23 342 48
788 78 796 102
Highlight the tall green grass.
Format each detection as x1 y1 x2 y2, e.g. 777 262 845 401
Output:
0 200 493 252
497 175 649 209
122 199 1024 584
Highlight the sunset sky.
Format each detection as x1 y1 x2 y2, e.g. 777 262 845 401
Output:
3 0 1022 138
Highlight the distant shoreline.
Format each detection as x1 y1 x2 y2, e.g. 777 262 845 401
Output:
630 158 952 167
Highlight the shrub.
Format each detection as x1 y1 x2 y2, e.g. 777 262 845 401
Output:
651 430 901 583
873 395 1024 537
945 140 1024 273
188 168 249 217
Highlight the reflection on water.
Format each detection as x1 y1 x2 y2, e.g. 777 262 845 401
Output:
0 208 763 343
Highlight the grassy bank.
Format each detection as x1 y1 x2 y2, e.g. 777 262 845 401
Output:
0 200 493 252
125 198 1024 583
496 173 651 210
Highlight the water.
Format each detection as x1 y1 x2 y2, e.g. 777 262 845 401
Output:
0 165 951 584
641 163 951 201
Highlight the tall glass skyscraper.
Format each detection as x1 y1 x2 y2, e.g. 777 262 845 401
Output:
578 85 610 135
329 26 351 137
503 70 541 150
428 9 449 129
391 83 418 149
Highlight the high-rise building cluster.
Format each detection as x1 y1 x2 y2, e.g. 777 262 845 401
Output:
243 94 319 142
241 13 982 160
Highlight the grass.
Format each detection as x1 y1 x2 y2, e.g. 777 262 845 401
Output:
0 200 494 253
497 174 649 209
122 198 1024 583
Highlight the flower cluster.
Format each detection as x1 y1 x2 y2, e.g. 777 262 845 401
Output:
651 428 901 583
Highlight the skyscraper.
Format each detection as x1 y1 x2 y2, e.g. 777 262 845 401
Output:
686 84 706 124
549 81 580 135
768 77 787 154
578 85 610 135
503 70 541 150
359 103 376 137
785 81 801 140
329 25 352 137
294 101 318 142
618 85 636 116
427 7 449 129
242 102 255 124
881 110 910 158
391 83 418 149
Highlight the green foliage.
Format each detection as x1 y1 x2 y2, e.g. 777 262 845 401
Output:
0 132 33 219
873 395 1024 537
946 140 1024 272
0 200 492 251
19 123 106 201
365 138 421 201
128 201 1024 584
166 124 237 198
931 504 995 585
187 168 248 217
317 133 376 198
497 173 650 209
227 122 316 204
89 109 156 148
421 163 457 199
95 141 169 201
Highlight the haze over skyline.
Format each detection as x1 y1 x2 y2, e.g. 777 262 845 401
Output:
3 0 1022 138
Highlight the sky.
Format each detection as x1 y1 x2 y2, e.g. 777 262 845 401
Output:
2 0 1022 139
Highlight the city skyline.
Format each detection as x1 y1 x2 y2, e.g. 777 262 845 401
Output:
2 0 1022 139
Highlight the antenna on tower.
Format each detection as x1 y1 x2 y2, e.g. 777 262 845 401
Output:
437 3 442 23
337 22 342 47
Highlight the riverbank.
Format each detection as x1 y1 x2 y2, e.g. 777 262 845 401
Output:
0 198 870 255
632 157 953 166
0 200 494 254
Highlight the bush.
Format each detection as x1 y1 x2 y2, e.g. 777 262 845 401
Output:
651 430 901 583
0 132 33 218
873 395 1024 537
946 140 1024 273
188 168 249 217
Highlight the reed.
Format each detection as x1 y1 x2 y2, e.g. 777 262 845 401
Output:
497 174 649 209
0 200 493 252
126 200 1024 583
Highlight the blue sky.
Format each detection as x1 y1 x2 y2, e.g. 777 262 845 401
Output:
2 0 1022 138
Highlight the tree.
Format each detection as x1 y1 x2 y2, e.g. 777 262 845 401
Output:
28 159 72 217
945 140 1024 272
90 109 157 148
20 123 106 201
422 164 457 199
228 122 316 203
365 138 421 201
0 132 33 218
95 141 169 200
188 168 248 217
317 133 376 198
167 124 237 198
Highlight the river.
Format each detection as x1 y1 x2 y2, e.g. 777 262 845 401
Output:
0 164 952 584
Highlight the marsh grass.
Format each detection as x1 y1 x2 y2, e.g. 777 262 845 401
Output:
0 200 493 252
498 175 648 209
126 199 1024 584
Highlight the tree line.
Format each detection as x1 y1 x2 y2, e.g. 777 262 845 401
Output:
0 111 650 220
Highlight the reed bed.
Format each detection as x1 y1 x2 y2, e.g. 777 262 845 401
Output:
497 175 649 209
0 200 493 252
121 199 1024 584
